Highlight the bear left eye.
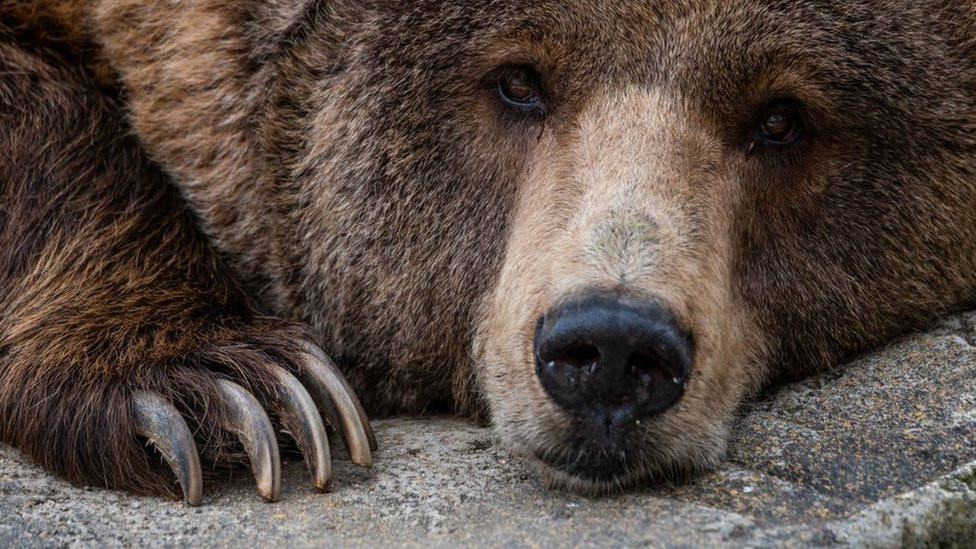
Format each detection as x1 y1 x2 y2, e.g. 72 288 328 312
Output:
755 102 802 146
497 67 546 115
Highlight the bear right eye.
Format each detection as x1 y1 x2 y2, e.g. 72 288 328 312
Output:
497 67 547 116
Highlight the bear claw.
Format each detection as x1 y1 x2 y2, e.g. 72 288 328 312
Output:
272 368 333 491
130 345 375 505
300 345 376 465
132 391 204 506
215 379 282 502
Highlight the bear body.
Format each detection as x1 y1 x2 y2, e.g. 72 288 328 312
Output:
1 0 974 502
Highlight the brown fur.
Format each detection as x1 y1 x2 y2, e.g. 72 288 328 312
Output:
0 20 312 496
1 0 974 497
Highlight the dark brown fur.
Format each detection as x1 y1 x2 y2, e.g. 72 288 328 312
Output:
1 0 974 497
0 16 311 496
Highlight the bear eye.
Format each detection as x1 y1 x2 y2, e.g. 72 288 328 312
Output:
497 67 546 115
754 101 802 147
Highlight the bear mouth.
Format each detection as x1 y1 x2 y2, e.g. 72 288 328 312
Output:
533 447 632 484
528 414 648 491
529 444 654 495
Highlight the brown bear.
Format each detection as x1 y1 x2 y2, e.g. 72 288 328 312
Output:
1 0 974 504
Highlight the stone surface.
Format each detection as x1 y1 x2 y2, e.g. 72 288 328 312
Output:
2 312 975 547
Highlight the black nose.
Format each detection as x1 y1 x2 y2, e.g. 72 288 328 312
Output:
534 295 692 422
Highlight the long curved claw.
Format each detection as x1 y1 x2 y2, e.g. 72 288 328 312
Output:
216 379 281 502
131 391 203 506
304 344 377 452
272 368 333 491
301 345 374 467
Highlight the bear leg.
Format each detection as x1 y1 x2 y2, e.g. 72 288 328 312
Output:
0 34 373 504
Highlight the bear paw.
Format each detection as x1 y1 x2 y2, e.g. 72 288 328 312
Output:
130 339 374 505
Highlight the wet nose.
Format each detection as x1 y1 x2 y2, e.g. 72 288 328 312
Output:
534 295 692 421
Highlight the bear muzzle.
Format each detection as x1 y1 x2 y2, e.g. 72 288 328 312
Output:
532 294 694 480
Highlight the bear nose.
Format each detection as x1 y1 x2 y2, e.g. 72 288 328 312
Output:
534 295 692 422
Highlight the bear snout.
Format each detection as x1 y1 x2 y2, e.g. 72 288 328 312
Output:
533 294 693 434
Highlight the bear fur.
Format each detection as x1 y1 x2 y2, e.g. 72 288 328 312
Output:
1 0 974 499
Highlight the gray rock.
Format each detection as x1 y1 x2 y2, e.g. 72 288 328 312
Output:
2 312 975 547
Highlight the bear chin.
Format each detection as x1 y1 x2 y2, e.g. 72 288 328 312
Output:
527 444 725 496
503 412 730 495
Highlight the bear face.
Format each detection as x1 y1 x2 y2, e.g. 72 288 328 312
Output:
91 0 976 493
473 2 976 490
